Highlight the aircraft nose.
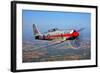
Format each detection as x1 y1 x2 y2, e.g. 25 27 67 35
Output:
73 31 79 37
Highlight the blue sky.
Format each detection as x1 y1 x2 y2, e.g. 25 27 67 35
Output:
22 10 91 41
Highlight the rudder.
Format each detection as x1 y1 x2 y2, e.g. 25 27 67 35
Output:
33 24 41 38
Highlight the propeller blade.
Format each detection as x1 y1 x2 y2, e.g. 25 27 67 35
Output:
77 28 85 32
66 40 76 49
71 37 81 49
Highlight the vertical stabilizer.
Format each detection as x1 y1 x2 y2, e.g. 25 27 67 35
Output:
33 24 41 39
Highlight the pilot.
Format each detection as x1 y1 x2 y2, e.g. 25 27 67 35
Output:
53 28 56 31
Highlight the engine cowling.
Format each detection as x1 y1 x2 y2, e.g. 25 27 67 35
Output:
72 31 79 37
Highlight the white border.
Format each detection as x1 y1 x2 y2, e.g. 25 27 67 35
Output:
16 4 96 70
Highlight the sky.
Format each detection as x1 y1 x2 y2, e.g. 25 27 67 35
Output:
22 10 91 42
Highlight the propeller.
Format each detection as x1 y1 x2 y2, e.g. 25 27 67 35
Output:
69 28 85 49
70 37 81 49
77 28 85 32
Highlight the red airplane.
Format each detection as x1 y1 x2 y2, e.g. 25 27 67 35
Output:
33 24 84 49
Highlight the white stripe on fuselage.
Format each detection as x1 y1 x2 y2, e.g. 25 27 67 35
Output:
43 30 66 40
45 30 65 36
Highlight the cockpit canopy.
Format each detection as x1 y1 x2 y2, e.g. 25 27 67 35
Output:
48 28 59 32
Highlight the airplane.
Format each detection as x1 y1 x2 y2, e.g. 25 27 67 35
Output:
32 24 84 49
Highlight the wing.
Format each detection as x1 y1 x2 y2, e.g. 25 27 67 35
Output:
32 38 78 50
32 40 65 50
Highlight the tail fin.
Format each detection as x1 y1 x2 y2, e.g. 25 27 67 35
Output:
33 24 41 39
